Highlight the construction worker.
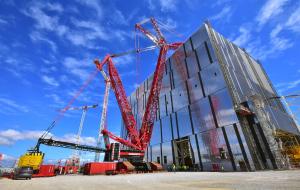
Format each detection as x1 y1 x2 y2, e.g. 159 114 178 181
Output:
172 163 176 173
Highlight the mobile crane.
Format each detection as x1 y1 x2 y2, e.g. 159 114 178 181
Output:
93 18 182 161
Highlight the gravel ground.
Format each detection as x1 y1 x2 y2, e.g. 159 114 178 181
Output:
1 170 300 190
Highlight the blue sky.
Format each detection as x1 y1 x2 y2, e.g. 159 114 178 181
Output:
0 0 300 165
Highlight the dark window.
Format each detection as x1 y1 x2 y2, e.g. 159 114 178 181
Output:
163 156 167 164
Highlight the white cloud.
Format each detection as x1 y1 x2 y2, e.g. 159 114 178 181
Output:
56 133 97 146
210 6 232 22
46 2 63 12
232 27 251 47
212 0 232 7
286 5 300 33
0 17 8 24
112 10 128 26
45 93 64 106
29 31 57 52
159 0 177 12
0 97 29 114
252 4 300 59
23 2 68 36
256 0 289 27
0 129 96 146
113 54 134 67
232 1 296 60
148 0 178 12
276 79 300 93
77 0 103 18
157 17 178 30
0 129 45 145
41 66 57 74
67 19 109 48
23 2 131 50
1 153 16 161
2 55 35 78
63 57 92 80
41 75 60 87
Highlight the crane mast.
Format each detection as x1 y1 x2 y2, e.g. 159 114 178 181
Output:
95 76 111 162
94 17 182 153
135 18 182 150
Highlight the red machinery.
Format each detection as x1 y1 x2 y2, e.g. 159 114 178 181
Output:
32 165 56 178
94 18 182 157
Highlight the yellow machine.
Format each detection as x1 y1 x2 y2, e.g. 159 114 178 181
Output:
18 152 44 170
275 130 300 167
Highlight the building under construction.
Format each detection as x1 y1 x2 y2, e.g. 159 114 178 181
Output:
121 22 300 172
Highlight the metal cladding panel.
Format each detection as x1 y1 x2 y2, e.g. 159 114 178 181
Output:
251 61 275 96
161 142 173 167
165 91 172 115
171 82 189 112
151 144 161 163
161 116 172 142
171 113 178 139
161 72 172 94
197 128 234 171
184 38 193 57
190 97 216 133
150 120 161 145
159 94 167 118
176 106 193 137
170 46 188 88
189 135 201 166
264 105 299 135
191 25 210 50
186 51 200 78
200 62 226 96
195 43 211 70
187 73 204 104
224 125 253 171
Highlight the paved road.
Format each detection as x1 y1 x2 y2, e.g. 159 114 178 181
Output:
1 170 300 190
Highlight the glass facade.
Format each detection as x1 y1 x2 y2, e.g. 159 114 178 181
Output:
190 97 215 133
120 23 298 172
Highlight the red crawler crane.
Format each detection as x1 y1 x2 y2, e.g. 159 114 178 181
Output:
94 18 182 153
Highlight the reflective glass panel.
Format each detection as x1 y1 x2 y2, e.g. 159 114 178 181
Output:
171 113 178 139
190 97 216 133
171 83 189 112
210 88 238 127
184 38 193 57
150 120 161 145
151 144 161 163
191 25 209 49
196 42 211 69
189 135 201 169
176 107 193 137
200 63 226 95
170 47 188 87
161 116 172 142
187 74 204 104
186 51 200 78
197 128 233 171
159 94 167 118
161 142 173 168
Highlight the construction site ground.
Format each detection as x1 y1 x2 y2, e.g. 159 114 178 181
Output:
1 170 300 190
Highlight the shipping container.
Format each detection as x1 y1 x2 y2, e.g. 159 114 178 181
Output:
32 165 56 177
84 162 116 175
